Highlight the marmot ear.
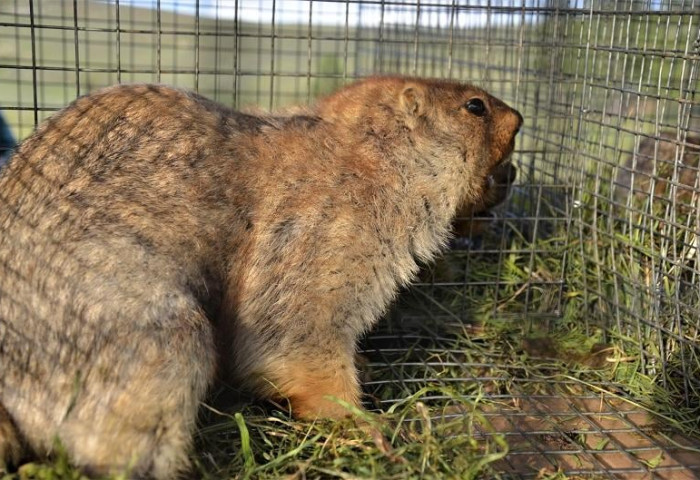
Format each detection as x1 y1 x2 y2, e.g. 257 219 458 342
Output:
400 84 426 119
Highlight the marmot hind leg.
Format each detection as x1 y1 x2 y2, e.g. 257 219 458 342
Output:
55 306 216 479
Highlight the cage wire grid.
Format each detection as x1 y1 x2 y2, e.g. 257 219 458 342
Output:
1 0 700 478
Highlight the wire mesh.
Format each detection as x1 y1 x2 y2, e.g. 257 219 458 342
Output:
1 0 700 478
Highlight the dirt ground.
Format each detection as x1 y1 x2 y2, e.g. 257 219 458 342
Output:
467 392 700 479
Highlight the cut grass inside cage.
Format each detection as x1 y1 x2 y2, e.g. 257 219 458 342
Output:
192 388 512 480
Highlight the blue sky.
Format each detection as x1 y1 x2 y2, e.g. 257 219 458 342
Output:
108 1 543 27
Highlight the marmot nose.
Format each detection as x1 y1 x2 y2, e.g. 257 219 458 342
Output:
498 105 523 139
513 110 523 135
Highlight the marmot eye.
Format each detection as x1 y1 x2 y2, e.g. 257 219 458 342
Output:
465 98 486 116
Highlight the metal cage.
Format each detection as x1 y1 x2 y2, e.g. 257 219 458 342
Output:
1 1 700 478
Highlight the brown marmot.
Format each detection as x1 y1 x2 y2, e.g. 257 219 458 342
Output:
614 131 700 209
452 160 516 243
0 76 522 478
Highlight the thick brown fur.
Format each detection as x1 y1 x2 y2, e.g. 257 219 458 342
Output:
0 77 521 478
452 160 516 239
615 131 700 208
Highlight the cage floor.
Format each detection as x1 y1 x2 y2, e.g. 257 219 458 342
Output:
360 301 700 480
484 392 700 479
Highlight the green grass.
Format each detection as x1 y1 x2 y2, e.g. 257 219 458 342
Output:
192 392 510 479
1 393 510 479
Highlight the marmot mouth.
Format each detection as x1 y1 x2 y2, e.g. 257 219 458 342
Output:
496 151 513 167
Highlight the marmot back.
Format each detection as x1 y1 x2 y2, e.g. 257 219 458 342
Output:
0 77 521 478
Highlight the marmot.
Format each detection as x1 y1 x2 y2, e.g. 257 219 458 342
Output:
0 76 522 478
452 160 516 243
614 132 700 209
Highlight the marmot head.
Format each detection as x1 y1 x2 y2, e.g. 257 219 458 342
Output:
316 76 522 205
464 160 517 215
